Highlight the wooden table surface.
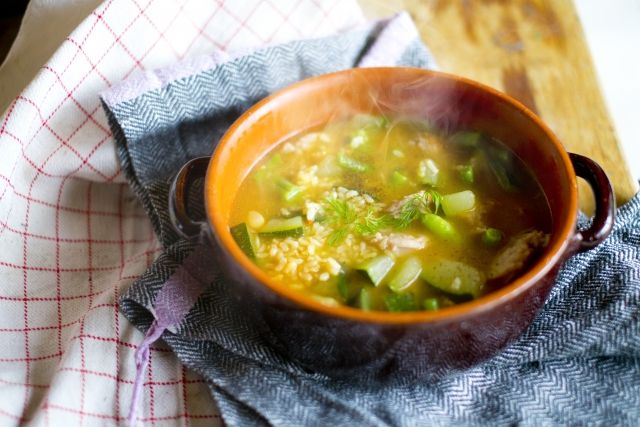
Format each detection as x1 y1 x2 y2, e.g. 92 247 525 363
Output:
360 0 637 213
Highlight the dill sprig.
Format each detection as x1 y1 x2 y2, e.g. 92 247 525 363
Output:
323 195 391 245
392 190 443 229
354 207 393 235
324 197 356 246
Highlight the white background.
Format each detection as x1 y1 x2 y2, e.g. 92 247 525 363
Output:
576 0 640 180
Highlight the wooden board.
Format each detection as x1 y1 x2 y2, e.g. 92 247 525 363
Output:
359 0 637 213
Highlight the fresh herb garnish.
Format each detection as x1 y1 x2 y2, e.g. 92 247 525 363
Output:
391 190 442 229
354 207 393 235
324 195 390 245
328 227 349 246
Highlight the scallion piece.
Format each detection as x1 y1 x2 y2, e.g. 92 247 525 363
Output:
337 152 370 173
384 293 417 312
457 164 474 184
391 170 410 187
423 298 439 311
358 288 372 311
420 213 459 242
276 178 302 201
482 228 503 246
337 273 348 301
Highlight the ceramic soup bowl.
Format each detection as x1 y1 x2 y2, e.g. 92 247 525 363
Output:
169 67 614 378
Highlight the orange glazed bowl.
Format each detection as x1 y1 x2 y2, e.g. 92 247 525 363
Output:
169 67 614 378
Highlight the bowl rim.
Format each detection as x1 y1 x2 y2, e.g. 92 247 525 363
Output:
206 67 578 325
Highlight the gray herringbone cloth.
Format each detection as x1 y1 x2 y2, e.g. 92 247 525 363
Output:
102 16 640 427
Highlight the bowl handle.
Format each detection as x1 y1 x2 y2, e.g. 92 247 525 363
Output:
569 152 615 252
168 156 210 239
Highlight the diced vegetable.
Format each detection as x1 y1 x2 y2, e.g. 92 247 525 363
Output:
258 216 304 238
457 164 474 184
417 159 439 186
442 190 475 216
423 298 439 311
276 178 303 201
388 256 423 293
247 210 265 229
337 152 370 173
358 288 372 311
337 273 348 301
230 223 257 259
482 228 503 246
357 255 395 287
421 259 484 297
481 142 519 191
384 293 418 312
391 170 410 187
420 213 459 242
349 129 369 149
451 131 482 148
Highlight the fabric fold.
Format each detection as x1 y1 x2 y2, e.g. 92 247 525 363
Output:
102 12 640 427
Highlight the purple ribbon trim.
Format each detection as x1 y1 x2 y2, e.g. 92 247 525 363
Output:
127 246 213 425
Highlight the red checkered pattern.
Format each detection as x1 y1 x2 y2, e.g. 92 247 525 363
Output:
0 0 364 424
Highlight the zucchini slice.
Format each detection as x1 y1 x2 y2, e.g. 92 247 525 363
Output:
230 223 257 259
258 216 304 238
388 256 422 293
357 255 395 287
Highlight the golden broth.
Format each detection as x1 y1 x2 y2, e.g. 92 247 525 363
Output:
229 115 551 312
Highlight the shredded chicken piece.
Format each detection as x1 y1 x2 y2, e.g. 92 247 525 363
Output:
371 232 428 255
488 230 550 280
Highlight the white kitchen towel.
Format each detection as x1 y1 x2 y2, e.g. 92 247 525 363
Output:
0 1 365 424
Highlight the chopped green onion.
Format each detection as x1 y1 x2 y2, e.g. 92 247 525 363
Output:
384 293 418 312
457 164 474 184
442 190 475 216
276 178 302 201
420 213 459 242
358 288 372 311
337 273 348 301
482 228 503 246
423 298 439 311
391 170 410 187
337 152 370 173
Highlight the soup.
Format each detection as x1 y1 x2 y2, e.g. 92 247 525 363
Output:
229 115 551 312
